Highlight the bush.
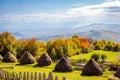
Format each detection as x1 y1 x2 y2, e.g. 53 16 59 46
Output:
109 62 120 71
94 44 102 50
101 54 107 62
82 47 91 53
76 51 80 55
91 53 100 62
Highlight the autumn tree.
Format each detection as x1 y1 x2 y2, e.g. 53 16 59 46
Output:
38 41 46 54
16 38 40 58
47 38 82 59
114 44 120 52
0 32 17 56
72 34 79 38
94 44 102 50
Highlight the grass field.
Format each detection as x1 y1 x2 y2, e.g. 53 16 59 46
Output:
0 50 119 80
70 50 120 62
0 62 114 80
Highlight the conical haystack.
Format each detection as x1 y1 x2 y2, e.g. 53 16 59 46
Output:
38 53 52 66
20 52 36 64
2 52 17 63
82 59 103 76
54 56 73 72
63 55 72 64
0 55 3 60
114 68 120 78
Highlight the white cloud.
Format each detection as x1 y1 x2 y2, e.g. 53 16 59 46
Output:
106 0 120 2
0 1 120 24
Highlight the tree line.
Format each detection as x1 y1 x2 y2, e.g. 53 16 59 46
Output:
0 32 120 59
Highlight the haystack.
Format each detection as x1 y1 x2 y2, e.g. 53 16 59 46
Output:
20 52 36 64
114 68 120 78
38 53 52 66
82 59 103 76
2 52 17 63
0 55 3 60
63 55 72 64
54 56 73 72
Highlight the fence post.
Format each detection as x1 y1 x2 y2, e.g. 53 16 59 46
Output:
0 70 6 79
55 76 58 80
6 71 9 79
19 71 22 80
15 74 19 80
43 73 46 80
31 72 34 80
48 72 53 80
62 76 66 80
23 72 27 80
27 72 29 80
38 72 41 80
4 70 6 79
34 72 37 80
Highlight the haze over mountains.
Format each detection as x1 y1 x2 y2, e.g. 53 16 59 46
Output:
73 23 120 32
12 23 120 42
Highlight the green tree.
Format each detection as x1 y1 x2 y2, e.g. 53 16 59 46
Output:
17 38 40 58
82 46 90 53
104 44 114 51
94 44 102 50
91 53 100 62
72 34 79 38
114 44 120 52
0 32 17 56
101 54 107 62
50 48 56 59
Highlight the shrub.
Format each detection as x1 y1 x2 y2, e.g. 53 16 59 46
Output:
91 53 100 62
82 47 90 53
101 54 107 62
94 44 102 50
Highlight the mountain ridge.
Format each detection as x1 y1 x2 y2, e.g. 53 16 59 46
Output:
73 23 120 33
11 23 120 42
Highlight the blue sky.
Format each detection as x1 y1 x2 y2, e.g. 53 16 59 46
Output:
0 0 120 32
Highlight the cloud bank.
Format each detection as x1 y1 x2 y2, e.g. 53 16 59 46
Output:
0 1 120 25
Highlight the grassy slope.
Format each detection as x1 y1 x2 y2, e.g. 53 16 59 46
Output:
70 50 120 62
0 50 119 80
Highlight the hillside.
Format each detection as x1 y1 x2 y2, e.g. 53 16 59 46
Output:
37 29 120 42
11 23 120 42
73 23 120 33
76 30 120 42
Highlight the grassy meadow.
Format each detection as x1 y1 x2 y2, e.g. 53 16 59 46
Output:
0 62 114 80
0 50 120 80
70 50 120 62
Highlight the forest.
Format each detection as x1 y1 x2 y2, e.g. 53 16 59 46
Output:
0 32 120 60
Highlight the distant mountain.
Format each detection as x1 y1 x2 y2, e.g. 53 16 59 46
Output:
11 23 120 42
73 23 120 33
12 32 30 39
76 30 120 42
35 29 120 42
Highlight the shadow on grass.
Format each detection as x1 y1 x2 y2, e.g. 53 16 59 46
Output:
15 63 37 67
33 64 54 70
33 64 41 67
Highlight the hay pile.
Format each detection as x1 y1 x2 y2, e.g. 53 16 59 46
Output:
0 55 3 60
54 56 73 72
2 52 17 63
63 55 72 64
20 52 36 64
114 68 120 78
38 53 52 66
82 59 103 76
